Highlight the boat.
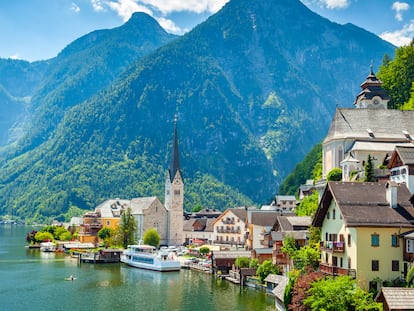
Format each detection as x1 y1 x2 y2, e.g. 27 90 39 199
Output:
121 244 181 272
40 241 56 252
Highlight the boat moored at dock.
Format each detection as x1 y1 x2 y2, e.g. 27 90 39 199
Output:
121 245 180 272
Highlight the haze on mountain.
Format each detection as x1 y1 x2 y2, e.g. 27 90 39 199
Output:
0 0 395 221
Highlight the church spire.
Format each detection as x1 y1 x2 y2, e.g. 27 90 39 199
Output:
169 116 181 182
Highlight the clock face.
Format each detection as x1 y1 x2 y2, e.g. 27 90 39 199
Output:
373 99 380 105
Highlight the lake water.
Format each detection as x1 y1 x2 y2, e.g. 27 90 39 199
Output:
0 226 275 311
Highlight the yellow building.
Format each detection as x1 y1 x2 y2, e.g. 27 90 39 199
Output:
313 181 414 291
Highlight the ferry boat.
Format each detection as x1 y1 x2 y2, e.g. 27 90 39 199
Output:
40 241 56 252
121 244 181 272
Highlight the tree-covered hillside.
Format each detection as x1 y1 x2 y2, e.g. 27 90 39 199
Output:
0 0 395 222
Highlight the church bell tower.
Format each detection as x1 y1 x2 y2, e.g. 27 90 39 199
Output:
165 118 184 246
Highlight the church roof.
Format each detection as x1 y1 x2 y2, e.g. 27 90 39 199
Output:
130 196 160 214
324 108 414 144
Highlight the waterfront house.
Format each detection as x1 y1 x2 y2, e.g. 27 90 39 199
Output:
183 217 215 245
212 208 249 247
312 181 414 290
264 274 289 311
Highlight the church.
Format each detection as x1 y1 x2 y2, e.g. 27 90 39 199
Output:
322 67 414 181
78 121 184 246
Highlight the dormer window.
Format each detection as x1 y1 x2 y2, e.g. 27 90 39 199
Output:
367 129 374 138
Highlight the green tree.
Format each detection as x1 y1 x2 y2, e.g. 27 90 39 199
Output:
327 168 342 181
235 256 250 268
192 204 202 213
98 227 114 247
378 40 414 109
199 246 210 256
143 228 160 248
35 231 54 242
249 258 259 269
59 231 72 241
117 207 137 249
256 259 279 283
364 154 375 182
304 276 381 310
407 265 414 287
296 191 319 216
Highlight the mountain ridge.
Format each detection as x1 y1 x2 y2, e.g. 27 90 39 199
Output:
0 0 395 221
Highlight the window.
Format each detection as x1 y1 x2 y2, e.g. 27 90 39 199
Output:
340 257 343 268
392 260 399 272
348 257 351 269
371 233 380 247
372 260 379 271
391 234 399 247
348 234 351 247
407 240 414 253
325 232 328 241
333 209 336 219
327 211 330 219
174 190 180 195
106 220 110 226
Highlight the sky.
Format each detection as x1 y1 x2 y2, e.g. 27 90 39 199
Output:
0 0 413 62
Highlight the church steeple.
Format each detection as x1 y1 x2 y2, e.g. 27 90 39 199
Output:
169 117 181 182
353 66 390 109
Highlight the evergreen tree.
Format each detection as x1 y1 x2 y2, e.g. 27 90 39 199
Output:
364 154 375 182
117 207 137 249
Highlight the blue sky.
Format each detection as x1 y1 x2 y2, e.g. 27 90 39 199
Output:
1 0 413 62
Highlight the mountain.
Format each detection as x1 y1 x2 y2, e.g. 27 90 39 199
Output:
6 12 176 154
0 0 395 221
0 59 49 146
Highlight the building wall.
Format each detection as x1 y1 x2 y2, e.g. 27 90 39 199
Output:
165 172 184 246
355 227 405 290
213 210 246 245
142 199 168 245
101 218 120 230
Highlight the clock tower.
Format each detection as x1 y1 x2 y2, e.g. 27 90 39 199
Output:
164 118 184 246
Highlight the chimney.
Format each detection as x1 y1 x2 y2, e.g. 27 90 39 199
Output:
386 182 398 208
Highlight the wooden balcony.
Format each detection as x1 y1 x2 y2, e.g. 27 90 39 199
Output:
320 241 345 253
320 263 356 278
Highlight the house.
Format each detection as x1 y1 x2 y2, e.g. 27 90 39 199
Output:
212 208 249 247
375 287 414 311
298 180 317 200
388 145 414 194
183 217 215 245
271 215 311 273
312 181 414 291
322 69 414 181
212 250 251 274
245 210 279 250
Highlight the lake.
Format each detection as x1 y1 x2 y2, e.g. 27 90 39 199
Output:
0 225 275 311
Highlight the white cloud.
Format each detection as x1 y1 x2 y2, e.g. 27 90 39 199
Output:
107 0 153 21
9 53 21 60
91 0 105 12
392 2 410 21
137 0 229 14
71 2 81 13
380 20 414 46
321 0 350 9
157 17 182 34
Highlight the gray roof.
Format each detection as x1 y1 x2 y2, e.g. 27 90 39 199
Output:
324 108 414 143
270 275 289 301
96 199 130 218
253 248 273 255
272 230 308 241
375 287 414 309
286 216 312 227
130 197 159 214
213 251 251 259
395 146 414 165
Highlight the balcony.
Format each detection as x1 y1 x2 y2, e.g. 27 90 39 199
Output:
320 241 345 253
320 263 356 278
222 218 235 225
216 227 241 234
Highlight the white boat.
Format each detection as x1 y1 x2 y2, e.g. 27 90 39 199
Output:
40 241 56 252
121 244 181 272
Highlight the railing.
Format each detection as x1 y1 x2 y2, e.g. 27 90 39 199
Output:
320 241 345 253
216 228 241 234
320 263 355 277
